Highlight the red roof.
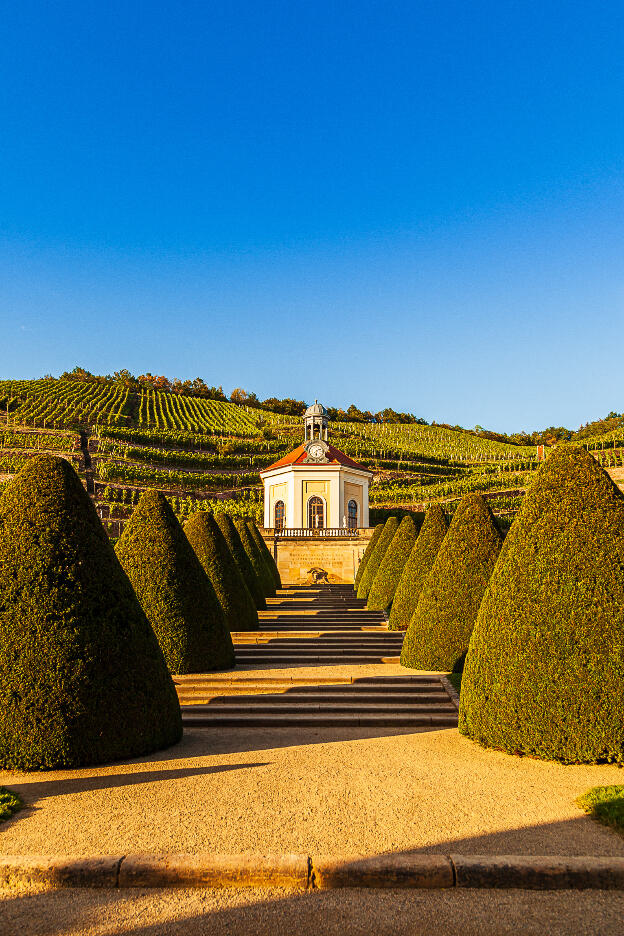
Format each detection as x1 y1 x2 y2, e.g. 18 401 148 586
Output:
261 443 372 474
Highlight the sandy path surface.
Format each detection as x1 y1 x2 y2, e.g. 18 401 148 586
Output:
2 885 624 936
1 724 623 858
174 663 438 679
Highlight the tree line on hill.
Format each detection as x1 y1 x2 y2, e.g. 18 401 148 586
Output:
57 368 429 423
44 367 624 440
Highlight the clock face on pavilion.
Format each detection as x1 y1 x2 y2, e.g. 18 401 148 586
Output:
305 440 329 462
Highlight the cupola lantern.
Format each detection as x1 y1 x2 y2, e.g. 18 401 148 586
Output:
304 400 328 442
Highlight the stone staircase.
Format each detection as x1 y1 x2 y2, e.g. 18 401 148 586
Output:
175 585 458 729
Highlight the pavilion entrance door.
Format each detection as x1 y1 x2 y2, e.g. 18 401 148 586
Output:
307 496 325 529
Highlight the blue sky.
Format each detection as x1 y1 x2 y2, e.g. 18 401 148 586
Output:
1 1 623 432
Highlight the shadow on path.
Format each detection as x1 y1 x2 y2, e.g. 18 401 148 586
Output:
0 762 269 832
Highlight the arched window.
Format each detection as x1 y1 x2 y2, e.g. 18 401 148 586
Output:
307 496 325 529
274 500 285 531
348 499 358 529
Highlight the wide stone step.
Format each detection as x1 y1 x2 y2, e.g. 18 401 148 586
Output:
232 632 399 641
233 652 401 661
233 647 401 656
263 598 370 614
233 657 402 665
256 620 388 626
180 701 456 714
234 640 401 648
262 612 372 616
232 648 403 656
175 675 443 686
262 610 373 616
264 616 381 621
259 609 385 615
181 712 458 727
254 625 389 632
179 695 450 707
232 638 403 646
238 632 401 639
232 631 403 647
177 683 446 696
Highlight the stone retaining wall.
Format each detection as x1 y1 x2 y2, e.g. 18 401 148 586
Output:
260 529 375 585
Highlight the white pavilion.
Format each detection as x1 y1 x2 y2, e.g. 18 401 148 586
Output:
260 402 372 531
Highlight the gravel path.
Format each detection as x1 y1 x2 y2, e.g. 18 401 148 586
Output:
2 885 624 936
1 723 623 857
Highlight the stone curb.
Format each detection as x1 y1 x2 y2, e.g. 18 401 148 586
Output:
451 855 624 890
3 854 624 890
312 855 453 889
440 675 460 710
0 856 122 889
119 854 310 889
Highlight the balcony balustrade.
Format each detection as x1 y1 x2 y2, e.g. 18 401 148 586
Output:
264 527 361 538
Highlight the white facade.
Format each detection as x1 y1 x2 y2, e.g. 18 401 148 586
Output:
261 461 371 530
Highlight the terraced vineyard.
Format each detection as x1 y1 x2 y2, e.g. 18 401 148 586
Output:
0 379 131 427
332 420 535 462
0 425 83 483
136 388 261 435
1 375 620 535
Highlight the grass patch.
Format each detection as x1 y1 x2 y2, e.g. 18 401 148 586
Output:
447 672 462 695
577 786 624 833
0 787 23 822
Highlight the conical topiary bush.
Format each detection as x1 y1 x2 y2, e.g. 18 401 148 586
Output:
389 504 448 631
354 523 384 591
367 515 419 612
247 519 281 589
215 513 266 610
235 518 275 598
401 494 501 672
116 491 234 673
357 517 399 600
0 456 181 770
460 447 624 764
185 511 259 632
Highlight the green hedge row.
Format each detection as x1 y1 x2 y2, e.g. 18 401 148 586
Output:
356 518 399 601
354 523 383 591
367 515 419 612
389 504 447 630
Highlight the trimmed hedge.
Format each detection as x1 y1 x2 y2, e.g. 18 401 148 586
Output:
367 515 419 612
185 512 259 632
116 490 234 673
235 518 276 598
356 517 400 600
247 519 281 589
460 446 624 764
215 513 266 610
0 456 181 770
389 504 448 631
401 494 501 671
354 523 384 591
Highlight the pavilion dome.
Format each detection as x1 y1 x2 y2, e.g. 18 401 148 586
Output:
304 401 327 417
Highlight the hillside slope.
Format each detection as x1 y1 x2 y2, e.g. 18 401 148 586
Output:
1 376 621 533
